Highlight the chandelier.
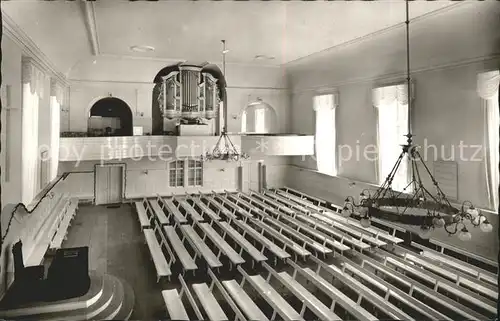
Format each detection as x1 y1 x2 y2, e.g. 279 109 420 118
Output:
201 40 250 163
342 1 493 241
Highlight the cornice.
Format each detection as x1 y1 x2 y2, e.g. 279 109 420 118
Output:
2 12 69 86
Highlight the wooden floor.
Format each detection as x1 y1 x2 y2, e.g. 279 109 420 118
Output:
63 203 165 320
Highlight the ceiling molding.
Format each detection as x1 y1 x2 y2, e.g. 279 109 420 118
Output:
2 12 68 86
80 0 100 56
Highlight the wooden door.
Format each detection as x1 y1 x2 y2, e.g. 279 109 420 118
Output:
95 165 123 205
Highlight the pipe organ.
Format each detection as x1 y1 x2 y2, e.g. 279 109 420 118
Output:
158 63 220 120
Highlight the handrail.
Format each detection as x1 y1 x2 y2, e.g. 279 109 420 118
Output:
0 173 69 253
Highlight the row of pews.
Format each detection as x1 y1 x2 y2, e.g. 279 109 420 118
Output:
134 187 498 321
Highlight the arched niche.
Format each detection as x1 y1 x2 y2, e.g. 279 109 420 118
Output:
241 99 278 134
88 97 133 136
151 62 227 135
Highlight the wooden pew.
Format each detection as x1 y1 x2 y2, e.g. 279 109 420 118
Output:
302 256 413 321
340 251 483 321
148 198 169 225
178 274 204 320
222 194 331 255
218 221 267 263
222 279 269 321
261 191 310 214
388 244 497 301
134 200 151 230
162 289 190 321
374 248 497 317
160 196 188 225
229 219 290 262
212 194 254 220
163 226 198 273
202 195 239 220
176 198 204 222
50 198 78 250
206 269 248 321
249 192 296 216
410 241 497 285
143 227 172 282
429 238 499 274
180 225 223 269
188 196 221 221
192 283 229 321
198 222 245 268
237 266 304 321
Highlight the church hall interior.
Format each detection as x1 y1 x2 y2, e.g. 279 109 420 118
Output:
1 0 499 320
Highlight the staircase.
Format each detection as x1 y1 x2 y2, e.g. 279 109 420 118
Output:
0 272 134 320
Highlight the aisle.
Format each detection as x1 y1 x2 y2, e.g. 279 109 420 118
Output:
63 203 166 319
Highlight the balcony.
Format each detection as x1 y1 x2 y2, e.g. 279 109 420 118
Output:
59 134 314 162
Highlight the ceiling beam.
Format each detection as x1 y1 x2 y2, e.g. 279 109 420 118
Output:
80 0 100 56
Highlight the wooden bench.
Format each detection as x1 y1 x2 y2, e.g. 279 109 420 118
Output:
222 280 269 321
50 198 78 250
162 198 188 225
231 219 290 261
429 239 499 274
299 214 370 250
144 229 171 282
162 289 190 321
149 199 169 225
378 248 497 316
343 251 488 321
199 222 245 266
219 221 267 262
135 201 150 230
164 226 197 272
178 274 204 320
410 241 497 285
248 192 296 216
251 218 311 258
275 190 324 212
237 266 304 321
262 191 310 214
203 197 238 220
274 269 342 321
192 283 229 321
189 197 221 221
206 269 248 321
177 199 204 222
214 195 254 220
180 225 222 269
302 257 410 321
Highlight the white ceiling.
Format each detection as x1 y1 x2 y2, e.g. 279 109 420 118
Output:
2 0 457 76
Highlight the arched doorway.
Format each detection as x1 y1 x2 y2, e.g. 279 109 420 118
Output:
88 97 133 136
241 99 278 134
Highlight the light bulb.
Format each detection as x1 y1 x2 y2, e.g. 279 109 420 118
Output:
458 228 472 241
359 192 368 201
359 207 369 216
432 217 445 228
480 221 493 233
466 207 480 217
360 218 371 228
418 226 432 239
341 207 351 217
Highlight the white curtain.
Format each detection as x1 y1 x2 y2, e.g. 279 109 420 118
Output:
478 70 500 209
22 83 40 204
314 93 337 176
50 97 61 181
373 84 410 192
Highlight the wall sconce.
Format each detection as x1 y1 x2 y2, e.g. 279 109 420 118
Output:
231 114 238 120
142 170 149 175
108 92 113 97
219 168 225 172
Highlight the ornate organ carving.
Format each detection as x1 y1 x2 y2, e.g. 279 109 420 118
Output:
158 63 220 120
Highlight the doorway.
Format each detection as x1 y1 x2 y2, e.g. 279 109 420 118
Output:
89 97 133 136
94 164 124 205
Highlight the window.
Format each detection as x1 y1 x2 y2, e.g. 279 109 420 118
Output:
478 70 499 209
374 84 410 192
169 160 184 187
313 94 337 176
187 160 203 186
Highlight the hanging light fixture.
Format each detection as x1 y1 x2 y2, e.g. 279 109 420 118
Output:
201 40 249 162
342 0 492 240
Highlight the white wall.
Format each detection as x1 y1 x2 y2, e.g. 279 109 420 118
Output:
67 56 290 135
58 156 289 200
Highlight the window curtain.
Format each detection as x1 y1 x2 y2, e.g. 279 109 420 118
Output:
21 62 43 204
313 93 338 176
50 79 63 181
477 70 500 210
373 84 410 192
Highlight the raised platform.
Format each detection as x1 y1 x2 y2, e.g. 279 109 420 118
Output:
0 272 134 320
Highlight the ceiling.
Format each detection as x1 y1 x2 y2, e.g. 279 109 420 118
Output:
2 0 457 76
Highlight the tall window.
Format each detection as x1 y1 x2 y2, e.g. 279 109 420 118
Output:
187 160 203 186
478 70 499 209
169 160 184 187
313 94 337 176
373 84 410 192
